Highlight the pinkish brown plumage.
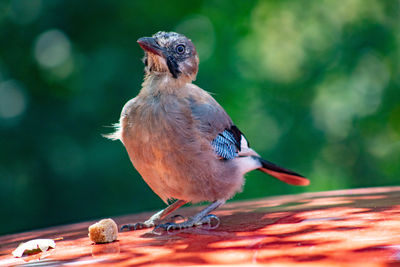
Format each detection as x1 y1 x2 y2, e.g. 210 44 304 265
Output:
106 31 309 232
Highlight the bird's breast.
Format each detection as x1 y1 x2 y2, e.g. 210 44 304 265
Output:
119 88 243 203
122 93 195 162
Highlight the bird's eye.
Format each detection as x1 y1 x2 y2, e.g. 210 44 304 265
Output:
175 44 185 54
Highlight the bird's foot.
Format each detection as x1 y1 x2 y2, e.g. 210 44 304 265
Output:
153 214 220 234
120 221 156 232
120 200 189 232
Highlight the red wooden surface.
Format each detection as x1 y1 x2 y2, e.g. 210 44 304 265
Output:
1 187 400 266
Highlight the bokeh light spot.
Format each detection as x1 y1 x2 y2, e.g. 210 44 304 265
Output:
0 80 27 119
175 15 215 62
312 52 389 140
34 29 72 69
247 2 306 83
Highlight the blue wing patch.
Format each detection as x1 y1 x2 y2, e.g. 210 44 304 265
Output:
212 130 240 160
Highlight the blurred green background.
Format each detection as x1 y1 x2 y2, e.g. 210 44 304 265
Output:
0 0 399 235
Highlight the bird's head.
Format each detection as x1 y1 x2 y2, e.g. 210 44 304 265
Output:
138 31 199 82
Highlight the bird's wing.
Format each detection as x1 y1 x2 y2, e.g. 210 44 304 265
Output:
188 92 249 160
211 127 239 159
187 88 309 185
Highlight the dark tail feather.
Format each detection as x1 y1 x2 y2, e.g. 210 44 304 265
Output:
257 157 310 186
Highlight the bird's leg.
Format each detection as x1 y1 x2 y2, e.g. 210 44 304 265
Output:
154 199 225 233
120 199 187 231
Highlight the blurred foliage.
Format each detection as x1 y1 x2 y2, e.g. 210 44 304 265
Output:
0 0 399 235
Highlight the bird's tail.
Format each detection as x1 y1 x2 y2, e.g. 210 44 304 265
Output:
102 123 122 141
256 157 310 186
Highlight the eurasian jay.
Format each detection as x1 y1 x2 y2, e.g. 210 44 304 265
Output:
106 31 309 232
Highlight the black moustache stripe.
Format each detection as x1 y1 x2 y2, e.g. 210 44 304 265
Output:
166 55 181 79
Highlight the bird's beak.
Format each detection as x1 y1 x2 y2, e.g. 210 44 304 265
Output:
137 37 164 56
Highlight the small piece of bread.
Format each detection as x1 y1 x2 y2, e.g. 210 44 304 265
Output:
88 218 118 244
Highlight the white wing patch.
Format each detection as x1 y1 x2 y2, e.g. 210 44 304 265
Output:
238 134 259 157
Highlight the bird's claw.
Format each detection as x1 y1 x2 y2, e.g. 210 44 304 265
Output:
200 214 220 229
152 222 179 234
120 222 154 232
152 214 220 234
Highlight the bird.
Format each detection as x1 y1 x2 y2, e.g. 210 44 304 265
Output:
106 31 309 232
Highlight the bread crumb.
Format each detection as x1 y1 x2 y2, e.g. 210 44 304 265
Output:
88 218 118 244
